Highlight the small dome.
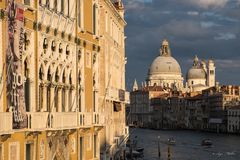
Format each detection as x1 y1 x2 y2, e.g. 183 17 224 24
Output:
187 68 206 79
149 56 182 75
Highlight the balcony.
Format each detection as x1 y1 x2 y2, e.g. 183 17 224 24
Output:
27 112 49 131
107 87 129 104
125 91 130 104
0 112 13 135
79 112 92 128
50 112 78 130
107 87 119 101
93 112 105 126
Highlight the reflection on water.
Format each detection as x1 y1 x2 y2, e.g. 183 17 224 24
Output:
130 128 240 160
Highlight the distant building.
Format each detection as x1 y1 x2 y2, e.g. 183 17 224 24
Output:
129 85 169 127
128 39 240 134
227 106 240 133
186 55 216 92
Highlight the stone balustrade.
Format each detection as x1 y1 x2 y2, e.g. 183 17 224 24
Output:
0 112 13 135
27 112 49 130
0 111 105 133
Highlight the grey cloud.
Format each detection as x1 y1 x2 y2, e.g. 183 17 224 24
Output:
214 33 237 40
123 0 240 88
201 21 221 28
187 11 199 16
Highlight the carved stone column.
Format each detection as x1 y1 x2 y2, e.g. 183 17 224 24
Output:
65 85 70 112
41 82 48 112
50 83 56 112
57 85 63 112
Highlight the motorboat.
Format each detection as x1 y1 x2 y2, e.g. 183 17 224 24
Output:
201 139 212 146
167 137 176 145
135 147 144 153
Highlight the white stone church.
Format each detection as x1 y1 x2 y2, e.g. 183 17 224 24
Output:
134 39 216 92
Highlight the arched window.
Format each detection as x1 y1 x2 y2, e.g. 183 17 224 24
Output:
78 0 83 28
43 38 48 49
62 70 66 112
55 68 59 82
61 0 64 13
67 0 70 16
66 45 70 56
69 73 72 111
51 40 56 51
46 0 50 8
78 49 81 62
24 60 30 112
39 65 44 111
55 68 59 111
93 74 96 112
47 67 51 111
78 72 82 112
93 4 97 35
59 43 63 53
54 0 58 11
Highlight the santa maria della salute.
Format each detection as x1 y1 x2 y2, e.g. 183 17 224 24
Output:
130 39 240 134
145 39 216 93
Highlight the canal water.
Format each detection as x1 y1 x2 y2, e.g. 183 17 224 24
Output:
130 128 240 160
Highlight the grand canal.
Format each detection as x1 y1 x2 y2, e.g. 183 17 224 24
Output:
129 128 240 160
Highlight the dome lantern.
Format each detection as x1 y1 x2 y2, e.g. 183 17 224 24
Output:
160 39 171 57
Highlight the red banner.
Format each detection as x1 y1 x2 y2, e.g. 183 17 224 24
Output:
6 0 27 129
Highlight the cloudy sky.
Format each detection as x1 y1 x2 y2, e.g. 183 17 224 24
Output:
123 0 240 89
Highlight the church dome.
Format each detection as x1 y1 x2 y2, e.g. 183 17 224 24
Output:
147 39 183 90
187 68 206 79
148 39 182 76
186 55 206 80
149 56 182 75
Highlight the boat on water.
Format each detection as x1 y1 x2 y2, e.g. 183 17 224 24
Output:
167 137 176 145
201 139 213 146
135 147 144 153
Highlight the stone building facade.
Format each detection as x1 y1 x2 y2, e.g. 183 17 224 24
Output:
128 85 240 133
0 0 128 160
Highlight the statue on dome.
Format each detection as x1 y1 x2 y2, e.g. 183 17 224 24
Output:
160 39 171 57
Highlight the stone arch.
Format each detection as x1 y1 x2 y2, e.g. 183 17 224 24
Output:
78 70 81 85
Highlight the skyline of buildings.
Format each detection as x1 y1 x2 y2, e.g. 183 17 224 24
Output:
128 40 240 134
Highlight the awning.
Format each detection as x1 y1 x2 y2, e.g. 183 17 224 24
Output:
114 101 122 112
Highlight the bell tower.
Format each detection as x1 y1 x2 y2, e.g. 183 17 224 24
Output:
207 59 216 87
132 79 138 91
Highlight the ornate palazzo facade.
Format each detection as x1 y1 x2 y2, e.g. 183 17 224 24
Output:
0 0 128 160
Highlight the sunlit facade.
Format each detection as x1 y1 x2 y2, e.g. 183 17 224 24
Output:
0 0 128 159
